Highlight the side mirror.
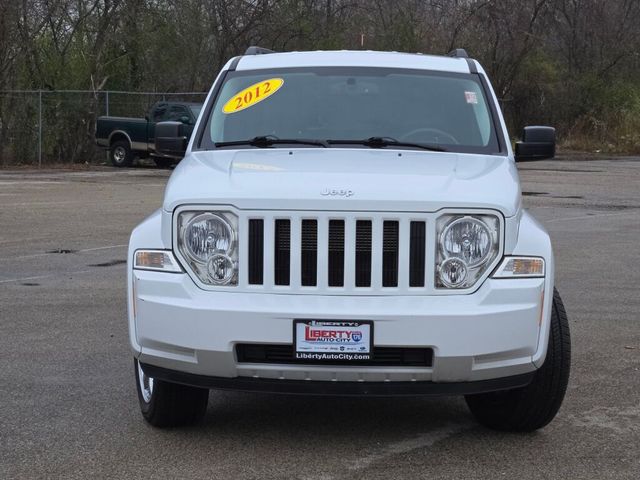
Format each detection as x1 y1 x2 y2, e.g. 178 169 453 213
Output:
179 115 191 124
515 126 556 162
144 113 150 121
155 121 188 158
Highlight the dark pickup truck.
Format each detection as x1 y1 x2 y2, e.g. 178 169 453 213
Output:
95 101 202 167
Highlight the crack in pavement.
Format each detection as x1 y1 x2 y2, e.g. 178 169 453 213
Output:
347 422 471 472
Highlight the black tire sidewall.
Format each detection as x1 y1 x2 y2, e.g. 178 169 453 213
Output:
465 288 571 431
133 358 155 417
132 358 209 427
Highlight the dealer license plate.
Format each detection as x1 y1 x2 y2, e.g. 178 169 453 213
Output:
293 320 373 361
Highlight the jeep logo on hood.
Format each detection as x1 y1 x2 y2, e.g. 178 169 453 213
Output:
321 188 354 197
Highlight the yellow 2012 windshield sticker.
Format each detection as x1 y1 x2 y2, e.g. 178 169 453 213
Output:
222 78 284 114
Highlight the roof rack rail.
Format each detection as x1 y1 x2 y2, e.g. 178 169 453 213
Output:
244 46 276 56
447 48 469 59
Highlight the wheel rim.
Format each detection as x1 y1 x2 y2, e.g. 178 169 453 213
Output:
113 146 126 163
137 362 154 403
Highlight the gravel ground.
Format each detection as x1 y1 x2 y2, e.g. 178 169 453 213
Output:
0 156 638 479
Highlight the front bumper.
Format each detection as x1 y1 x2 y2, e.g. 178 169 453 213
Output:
132 269 547 386
141 362 535 396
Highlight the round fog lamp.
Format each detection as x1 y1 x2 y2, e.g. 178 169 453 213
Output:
206 253 236 285
439 258 468 288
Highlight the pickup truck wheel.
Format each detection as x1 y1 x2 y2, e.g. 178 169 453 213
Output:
134 358 209 427
110 140 134 167
465 288 571 432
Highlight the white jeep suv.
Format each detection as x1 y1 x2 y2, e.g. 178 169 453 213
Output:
129 47 570 431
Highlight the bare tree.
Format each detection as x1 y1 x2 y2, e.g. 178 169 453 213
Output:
2 0 640 164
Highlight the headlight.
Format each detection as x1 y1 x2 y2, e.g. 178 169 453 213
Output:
176 211 238 286
436 214 500 289
440 217 493 267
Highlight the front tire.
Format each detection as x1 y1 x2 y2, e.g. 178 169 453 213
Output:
110 140 134 167
465 288 571 432
134 358 209 427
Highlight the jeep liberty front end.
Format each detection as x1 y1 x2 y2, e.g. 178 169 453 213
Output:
128 48 570 431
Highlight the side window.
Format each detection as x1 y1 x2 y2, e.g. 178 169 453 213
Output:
168 106 190 122
152 105 167 122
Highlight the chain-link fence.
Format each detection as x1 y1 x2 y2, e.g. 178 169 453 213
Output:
0 90 208 166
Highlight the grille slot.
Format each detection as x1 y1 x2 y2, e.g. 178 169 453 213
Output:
274 219 290 286
248 219 264 285
301 220 318 286
236 343 433 367
382 221 399 287
355 220 372 287
409 221 426 287
328 220 345 287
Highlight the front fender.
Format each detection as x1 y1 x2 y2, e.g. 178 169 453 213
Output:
127 209 166 355
510 210 555 368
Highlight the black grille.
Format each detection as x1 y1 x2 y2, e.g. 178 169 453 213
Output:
274 219 290 285
382 221 399 287
248 219 264 285
301 220 317 286
236 344 433 367
328 220 345 287
244 217 429 290
355 220 372 287
409 221 426 287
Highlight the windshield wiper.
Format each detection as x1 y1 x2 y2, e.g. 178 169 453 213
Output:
215 135 446 152
327 136 447 152
215 135 328 148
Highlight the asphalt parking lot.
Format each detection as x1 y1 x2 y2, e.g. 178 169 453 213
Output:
1 155 639 479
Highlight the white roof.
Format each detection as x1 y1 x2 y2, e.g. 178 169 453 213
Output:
232 50 477 74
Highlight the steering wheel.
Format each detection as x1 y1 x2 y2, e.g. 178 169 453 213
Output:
399 127 460 145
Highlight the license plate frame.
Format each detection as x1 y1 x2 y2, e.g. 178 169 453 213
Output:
293 320 374 362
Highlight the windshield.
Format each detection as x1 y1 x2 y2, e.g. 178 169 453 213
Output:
200 67 501 154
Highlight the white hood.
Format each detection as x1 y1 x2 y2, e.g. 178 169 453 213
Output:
162 148 521 216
